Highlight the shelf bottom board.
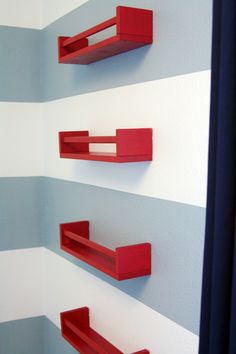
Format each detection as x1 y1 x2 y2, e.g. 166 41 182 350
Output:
59 35 152 64
63 326 149 354
63 332 98 354
60 152 152 162
64 323 123 354
61 245 117 277
61 245 151 280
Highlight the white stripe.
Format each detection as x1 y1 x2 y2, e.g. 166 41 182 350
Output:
0 0 89 29
0 247 199 352
1 72 210 207
0 102 42 177
0 248 43 323
0 0 41 29
41 0 89 29
42 248 199 354
42 71 211 207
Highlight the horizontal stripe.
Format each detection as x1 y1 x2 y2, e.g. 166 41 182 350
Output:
41 0 90 29
0 314 197 354
0 176 205 334
42 72 210 207
43 248 199 353
0 103 41 176
0 248 199 352
0 26 41 102
1 72 210 207
0 177 42 251
41 0 212 101
0 317 44 354
0 0 212 102
41 176 205 334
0 248 43 323
0 0 41 29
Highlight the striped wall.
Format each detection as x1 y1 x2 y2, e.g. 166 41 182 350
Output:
0 0 212 353
42 71 210 207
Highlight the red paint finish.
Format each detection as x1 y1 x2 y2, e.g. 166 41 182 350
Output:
61 307 150 354
59 128 153 163
60 221 151 280
58 6 153 64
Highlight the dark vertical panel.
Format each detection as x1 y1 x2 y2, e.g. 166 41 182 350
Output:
199 0 236 352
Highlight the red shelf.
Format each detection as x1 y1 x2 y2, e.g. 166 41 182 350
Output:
59 128 153 163
60 221 151 280
58 6 153 64
61 307 149 354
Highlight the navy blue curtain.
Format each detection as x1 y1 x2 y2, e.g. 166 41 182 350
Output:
198 0 236 353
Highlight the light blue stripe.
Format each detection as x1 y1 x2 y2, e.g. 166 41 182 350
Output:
0 176 205 335
0 0 212 102
0 177 42 251
0 316 77 354
40 177 205 335
41 0 212 101
0 26 41 102
0 317 44 354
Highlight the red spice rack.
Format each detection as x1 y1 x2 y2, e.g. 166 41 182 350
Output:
61 307 149 354
60 221 151 281
58 6 153 64
59 128 153 163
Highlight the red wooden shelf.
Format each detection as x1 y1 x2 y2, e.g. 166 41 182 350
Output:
60 221 151 280
58 6 153 64
61 307 149 354
59 128 153 163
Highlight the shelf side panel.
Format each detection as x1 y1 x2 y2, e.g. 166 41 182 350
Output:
116 128 153 159
116 243 151 277
61 307 123 354
59 131 89 155
60 221 89 249
117 6 153 41
61 308 96 354
61 307 90 333
58 36 88 62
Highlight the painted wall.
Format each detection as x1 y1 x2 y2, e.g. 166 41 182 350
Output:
0 0 212 353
